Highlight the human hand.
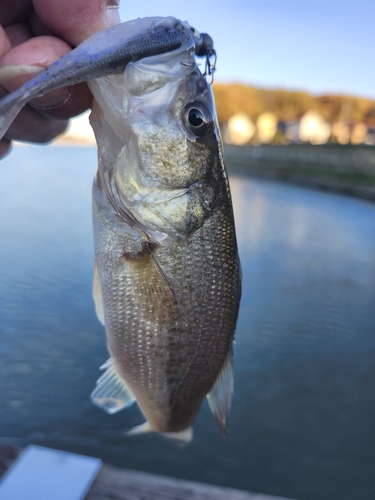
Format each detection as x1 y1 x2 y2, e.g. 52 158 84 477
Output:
0 0 120 158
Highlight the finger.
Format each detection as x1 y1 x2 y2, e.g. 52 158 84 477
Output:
4 23 34 47
0 35 92 119
0 138 11 158
29 11 53 37
32 0 120 46
0 26 12 58
0 35 72 76
0 84 69 143
0 0 32 27
30 81 92 120
5 105 69 143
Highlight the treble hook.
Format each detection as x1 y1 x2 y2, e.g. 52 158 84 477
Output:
204 50 217 84
192 30 217 84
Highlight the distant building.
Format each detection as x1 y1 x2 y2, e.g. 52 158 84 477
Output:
284 120 300 142
256 112 277 143
299 110 331 144
332 121 350 145
350 122 367 144
223 113 255 145
364 127 375 145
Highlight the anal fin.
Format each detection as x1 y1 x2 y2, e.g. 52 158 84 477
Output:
91 359 136 414
206 347 234 435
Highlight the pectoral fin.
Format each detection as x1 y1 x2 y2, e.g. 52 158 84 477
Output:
206 347 234 435
125 248 178 325
91 359 136 414
93 259 105 325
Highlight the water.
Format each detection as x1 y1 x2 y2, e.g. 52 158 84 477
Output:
0 146 375 500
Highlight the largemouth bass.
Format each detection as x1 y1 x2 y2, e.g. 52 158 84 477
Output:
0 17 241 443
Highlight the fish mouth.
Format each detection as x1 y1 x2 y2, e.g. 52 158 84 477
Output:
0 17 216 142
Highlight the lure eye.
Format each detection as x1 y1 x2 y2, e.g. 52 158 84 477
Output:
190 26 200 38
184 102 213 137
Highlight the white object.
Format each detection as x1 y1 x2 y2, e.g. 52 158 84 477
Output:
299 110 331 145
0 445 102 500
256 112 277 143
225 113 255 145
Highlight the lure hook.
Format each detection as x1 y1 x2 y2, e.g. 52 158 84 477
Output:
191 29 217 84
203 50 217 84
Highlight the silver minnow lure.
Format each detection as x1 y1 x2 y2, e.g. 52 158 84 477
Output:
0 17 209 141
0 17 241 444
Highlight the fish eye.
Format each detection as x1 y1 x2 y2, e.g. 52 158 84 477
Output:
183 102 213 137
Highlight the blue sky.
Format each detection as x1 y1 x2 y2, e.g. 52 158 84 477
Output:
119 1 375 99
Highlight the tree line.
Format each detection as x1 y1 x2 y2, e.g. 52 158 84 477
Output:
212 83 375 126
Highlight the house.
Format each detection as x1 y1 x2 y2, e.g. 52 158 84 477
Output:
223 112 255 145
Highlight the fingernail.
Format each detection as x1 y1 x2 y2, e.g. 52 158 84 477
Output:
105 0 121 26
31 86 72 110
0 64 72 110
0 64 42 89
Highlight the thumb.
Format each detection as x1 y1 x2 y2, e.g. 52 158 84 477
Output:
32 0 121 46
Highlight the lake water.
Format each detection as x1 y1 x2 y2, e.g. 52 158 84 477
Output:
0 146 374 500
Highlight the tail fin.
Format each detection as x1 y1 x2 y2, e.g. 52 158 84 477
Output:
125 421 193 445
0 88 30 141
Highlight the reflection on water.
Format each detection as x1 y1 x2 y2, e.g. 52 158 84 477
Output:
0 146 375 500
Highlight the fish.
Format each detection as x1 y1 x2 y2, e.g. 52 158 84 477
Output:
0 17 241 443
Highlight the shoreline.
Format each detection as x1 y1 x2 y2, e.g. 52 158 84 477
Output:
225 144 375 202
227 163 375 202
12 142 375 202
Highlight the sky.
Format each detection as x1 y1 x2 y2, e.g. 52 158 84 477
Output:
118 0 375 99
